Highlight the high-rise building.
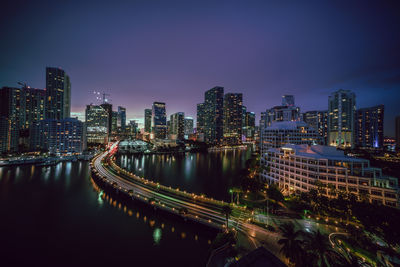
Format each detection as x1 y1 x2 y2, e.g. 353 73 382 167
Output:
117 106 126 130
204 86 224 144
243 112 256 139
259 96 303 153
144 109 152 133
317 111 328 145
196 103 205 133
0 87 22 152
303 111 319 130
64 75 71 118
282 95 295 107
184 117 194 136
264 96 301 127
30 118 83 154
396 116 400 147
355 105 384 148
129 120 139 135
260 121 321 155
111 111 118 134
223 93 243 145
328 89 356 148
0 86 46 152
45 67 70 120
303 110 328 145
23 87 46 129
170 112 185 140
85 104 109 144
100 103 112 136
242 106 247 129
152 102 167 139
259 112 267 148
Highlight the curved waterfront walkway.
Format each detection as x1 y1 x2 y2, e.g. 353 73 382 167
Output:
91 142 287 263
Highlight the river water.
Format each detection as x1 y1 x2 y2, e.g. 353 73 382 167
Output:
116 149 252 202
0 150 251 266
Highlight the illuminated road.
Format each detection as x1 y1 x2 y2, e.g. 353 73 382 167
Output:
90 142 286 259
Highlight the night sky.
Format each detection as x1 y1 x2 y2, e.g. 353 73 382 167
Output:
1 0 400 135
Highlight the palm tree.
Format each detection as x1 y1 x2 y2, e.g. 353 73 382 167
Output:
277 222 305 266
221 205 233 228
304 230 335 267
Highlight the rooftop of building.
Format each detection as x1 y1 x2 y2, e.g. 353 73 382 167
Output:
269 144 366 162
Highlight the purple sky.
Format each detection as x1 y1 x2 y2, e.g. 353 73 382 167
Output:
1 0 400 135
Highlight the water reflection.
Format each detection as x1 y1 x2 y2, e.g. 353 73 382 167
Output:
153 228 162 245
117 149 252 201
0 161 216 266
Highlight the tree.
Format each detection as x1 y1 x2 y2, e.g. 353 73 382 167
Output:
221 205 233 228
266 183 284 202
304 230 335 267
277 222 305 266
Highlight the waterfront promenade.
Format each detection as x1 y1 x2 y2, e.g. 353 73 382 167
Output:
91 142 288 261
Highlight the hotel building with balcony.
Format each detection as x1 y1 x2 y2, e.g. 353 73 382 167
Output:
261 144 399 208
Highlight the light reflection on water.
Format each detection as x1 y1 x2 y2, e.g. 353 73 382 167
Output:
117 150 252 201
0 160 218 266
153 228 162 245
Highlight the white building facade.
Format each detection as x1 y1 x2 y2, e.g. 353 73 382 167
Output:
261 144 399 208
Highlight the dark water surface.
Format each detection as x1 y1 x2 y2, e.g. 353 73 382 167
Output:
0 162 216 267
0 150 250 266
116 149 252 202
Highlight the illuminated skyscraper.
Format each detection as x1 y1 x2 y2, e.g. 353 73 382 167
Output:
196 103 205 133
152 102 167 139
244 111 256 139
223 93 243 145
355 105 384 148
64 75 71 118
45 67 70 120
328 89 356 148
111 111 118 134
85 104 109 144
118 106 126 131
100 103 112 136
144 109 152 133
204 86 224 144
30 118 83 154
170 112 185 140
0 86 46 152
303 110 328 145
184 117 194 136
264 96 300 127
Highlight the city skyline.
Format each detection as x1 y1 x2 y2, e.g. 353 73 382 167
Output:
1 2 400 266
1 1 400 135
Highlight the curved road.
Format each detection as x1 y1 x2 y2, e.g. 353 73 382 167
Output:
91 142 288 262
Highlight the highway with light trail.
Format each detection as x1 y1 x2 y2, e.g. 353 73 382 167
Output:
91 143 276 248
91 142 340 264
